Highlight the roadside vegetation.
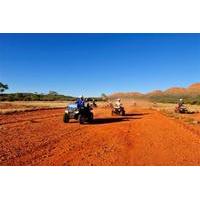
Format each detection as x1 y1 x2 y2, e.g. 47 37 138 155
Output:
0 83 104 102
0 82 9 93
0 92 76 101
1 81 199 105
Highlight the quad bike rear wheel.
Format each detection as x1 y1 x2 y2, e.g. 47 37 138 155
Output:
78 115 86 124
88 113 94 123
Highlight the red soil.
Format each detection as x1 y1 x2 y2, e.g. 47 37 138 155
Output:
1 106 200 166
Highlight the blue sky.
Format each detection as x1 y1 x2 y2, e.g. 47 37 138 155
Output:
0 33 200 96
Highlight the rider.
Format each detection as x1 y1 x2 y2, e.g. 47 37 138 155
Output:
114 98 123 109
178 98 184 108
76 95 85 109
92 98 97 107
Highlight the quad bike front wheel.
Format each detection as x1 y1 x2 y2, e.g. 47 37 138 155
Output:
120 110 125 116
63 114 70 123
111 110 115 116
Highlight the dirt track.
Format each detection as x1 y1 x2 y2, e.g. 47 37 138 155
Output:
1 106 200 166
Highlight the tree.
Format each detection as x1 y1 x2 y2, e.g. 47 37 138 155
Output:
0 82 9 93
101 93 108 101
48 91 58 96
15 93 24 100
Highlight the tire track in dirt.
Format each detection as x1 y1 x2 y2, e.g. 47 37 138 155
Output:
0 109 64 125
129 110 200 165
0 121 87 165
0 114 60 125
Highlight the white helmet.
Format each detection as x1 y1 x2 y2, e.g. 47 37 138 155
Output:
79 95 84 98
180 99 183 102
117 98 121 101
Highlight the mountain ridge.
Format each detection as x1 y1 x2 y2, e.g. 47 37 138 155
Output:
110 82 200 98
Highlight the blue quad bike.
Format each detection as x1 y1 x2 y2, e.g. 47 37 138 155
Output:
63 103 94 124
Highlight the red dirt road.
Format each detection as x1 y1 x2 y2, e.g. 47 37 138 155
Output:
1 106 200 166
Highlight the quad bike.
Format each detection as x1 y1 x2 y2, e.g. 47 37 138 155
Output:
111 106 126 116
85 98 97 108
63 103 94 124
92 101 97 108
175 105 189 114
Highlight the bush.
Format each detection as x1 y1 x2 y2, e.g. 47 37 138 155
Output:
0 93 76 102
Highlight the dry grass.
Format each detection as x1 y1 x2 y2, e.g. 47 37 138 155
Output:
151 102 200 113
0 101 70 114
0 101 107 114
152 103 200 125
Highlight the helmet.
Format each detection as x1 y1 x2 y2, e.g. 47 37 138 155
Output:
79 95 84 99
180 99 183 102
117 98 121 102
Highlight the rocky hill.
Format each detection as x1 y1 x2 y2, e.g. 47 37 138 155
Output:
109 83 200 104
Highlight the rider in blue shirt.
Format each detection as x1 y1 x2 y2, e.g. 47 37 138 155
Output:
76 95 85 109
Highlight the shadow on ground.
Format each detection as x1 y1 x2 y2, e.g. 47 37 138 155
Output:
91 116 142 125
66 113 145 125
125 113 149 117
